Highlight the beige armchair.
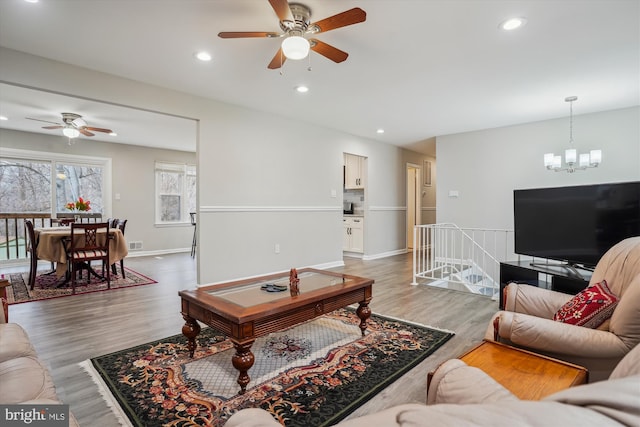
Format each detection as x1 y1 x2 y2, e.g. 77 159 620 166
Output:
485 236 640 382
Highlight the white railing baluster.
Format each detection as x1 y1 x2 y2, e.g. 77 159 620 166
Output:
411 223 513 299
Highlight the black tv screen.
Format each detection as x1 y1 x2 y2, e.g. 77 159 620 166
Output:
514 181 640 267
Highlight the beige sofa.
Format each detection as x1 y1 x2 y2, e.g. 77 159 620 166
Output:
225 343 640 426
0 292 79 427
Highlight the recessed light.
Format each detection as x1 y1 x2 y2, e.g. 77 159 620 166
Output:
499 17 527 31
0 116 8 121
109 132 117 136
24 0 39 3
195 51 212 61
376 129 385 134
295 85 309 93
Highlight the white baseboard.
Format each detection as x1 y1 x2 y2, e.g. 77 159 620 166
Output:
363 248 408 260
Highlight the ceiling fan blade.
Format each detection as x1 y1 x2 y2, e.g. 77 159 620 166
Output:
310 39 348 63
79 129 95 137
42 125 63 130
84 126 113 134
267 47 286 69
26 117 61 125
310 8 366 34
218 31 280 38
268 0 293 22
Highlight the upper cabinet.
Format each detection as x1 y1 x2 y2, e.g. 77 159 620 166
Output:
344 153 366 189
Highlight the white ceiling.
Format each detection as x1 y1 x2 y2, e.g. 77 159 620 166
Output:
0 0 638 155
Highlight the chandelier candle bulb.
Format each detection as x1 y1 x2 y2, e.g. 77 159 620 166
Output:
579 153 590 167
544 153 554 167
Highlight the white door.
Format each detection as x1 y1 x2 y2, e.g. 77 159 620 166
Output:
406 164 422 249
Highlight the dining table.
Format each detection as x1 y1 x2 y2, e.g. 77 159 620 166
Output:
33 226 129 279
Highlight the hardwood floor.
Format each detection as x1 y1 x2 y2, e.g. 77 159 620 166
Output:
6 252 498 426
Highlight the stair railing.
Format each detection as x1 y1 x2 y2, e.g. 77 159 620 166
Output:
412 223 514 298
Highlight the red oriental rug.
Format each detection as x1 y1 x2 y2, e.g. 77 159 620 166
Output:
6 267 157 304
82 309 454 427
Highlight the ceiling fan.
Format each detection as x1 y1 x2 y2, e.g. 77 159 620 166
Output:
218 0 366 69
26 112 113 138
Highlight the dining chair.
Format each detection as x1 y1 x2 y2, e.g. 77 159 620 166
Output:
109 218 127 278
66 222 111 294
50 218 75 227
190 212 197 257
24 220 38 291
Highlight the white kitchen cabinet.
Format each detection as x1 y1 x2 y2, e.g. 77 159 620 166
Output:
343 216 364 253
344 153 366 189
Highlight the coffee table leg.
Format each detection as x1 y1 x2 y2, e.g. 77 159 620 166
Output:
182 314 201 357
232 340 255 395
356 301 371 336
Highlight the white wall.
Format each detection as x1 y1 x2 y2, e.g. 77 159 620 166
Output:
0 48 430 284
436 107 640 233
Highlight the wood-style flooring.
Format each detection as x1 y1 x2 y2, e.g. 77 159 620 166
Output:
6 252 498 426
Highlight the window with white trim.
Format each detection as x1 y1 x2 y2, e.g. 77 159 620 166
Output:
155 162 196 224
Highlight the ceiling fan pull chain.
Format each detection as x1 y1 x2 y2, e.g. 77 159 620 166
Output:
307 53 312 72
279 49 284 76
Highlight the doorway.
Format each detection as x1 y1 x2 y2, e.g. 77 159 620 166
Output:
406 163 422 249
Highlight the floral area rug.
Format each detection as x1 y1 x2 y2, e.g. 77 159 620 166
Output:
83 309 454 427
6 267 157 304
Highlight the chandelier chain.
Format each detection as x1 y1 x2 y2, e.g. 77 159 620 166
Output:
569 99 574 145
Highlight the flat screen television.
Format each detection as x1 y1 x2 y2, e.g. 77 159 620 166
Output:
514 181 640 268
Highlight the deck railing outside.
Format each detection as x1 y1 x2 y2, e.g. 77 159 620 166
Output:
412 223 514 298
0 212 103 263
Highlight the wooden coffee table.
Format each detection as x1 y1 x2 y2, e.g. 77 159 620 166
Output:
457 341 588 400
179 268 374 394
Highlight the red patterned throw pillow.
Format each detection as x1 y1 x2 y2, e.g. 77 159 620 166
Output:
553 280 618 328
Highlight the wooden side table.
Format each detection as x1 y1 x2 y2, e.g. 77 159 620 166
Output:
457 340 588 400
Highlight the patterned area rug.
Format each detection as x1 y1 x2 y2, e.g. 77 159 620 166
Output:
83 309 454 427
7 267 157 304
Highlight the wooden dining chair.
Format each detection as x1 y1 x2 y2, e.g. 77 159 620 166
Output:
66 222 111 294
50 218 75 227
24 220 38 291
109 218 127 278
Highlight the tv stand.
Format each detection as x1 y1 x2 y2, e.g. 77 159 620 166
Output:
499 260 592 309
528 261 590 280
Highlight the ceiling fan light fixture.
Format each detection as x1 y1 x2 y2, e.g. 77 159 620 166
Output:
62 127 80 138
281 35 310 60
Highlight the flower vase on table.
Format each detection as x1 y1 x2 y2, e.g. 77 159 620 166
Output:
65 197 91 223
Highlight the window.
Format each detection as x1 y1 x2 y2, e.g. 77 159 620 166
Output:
55 164 104 213
0 148 110 215
0 158 52 213
155 162 196 224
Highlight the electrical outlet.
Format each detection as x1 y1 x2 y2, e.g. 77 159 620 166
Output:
275 243 280 254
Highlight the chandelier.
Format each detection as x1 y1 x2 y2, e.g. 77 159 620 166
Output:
544 96 602 173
